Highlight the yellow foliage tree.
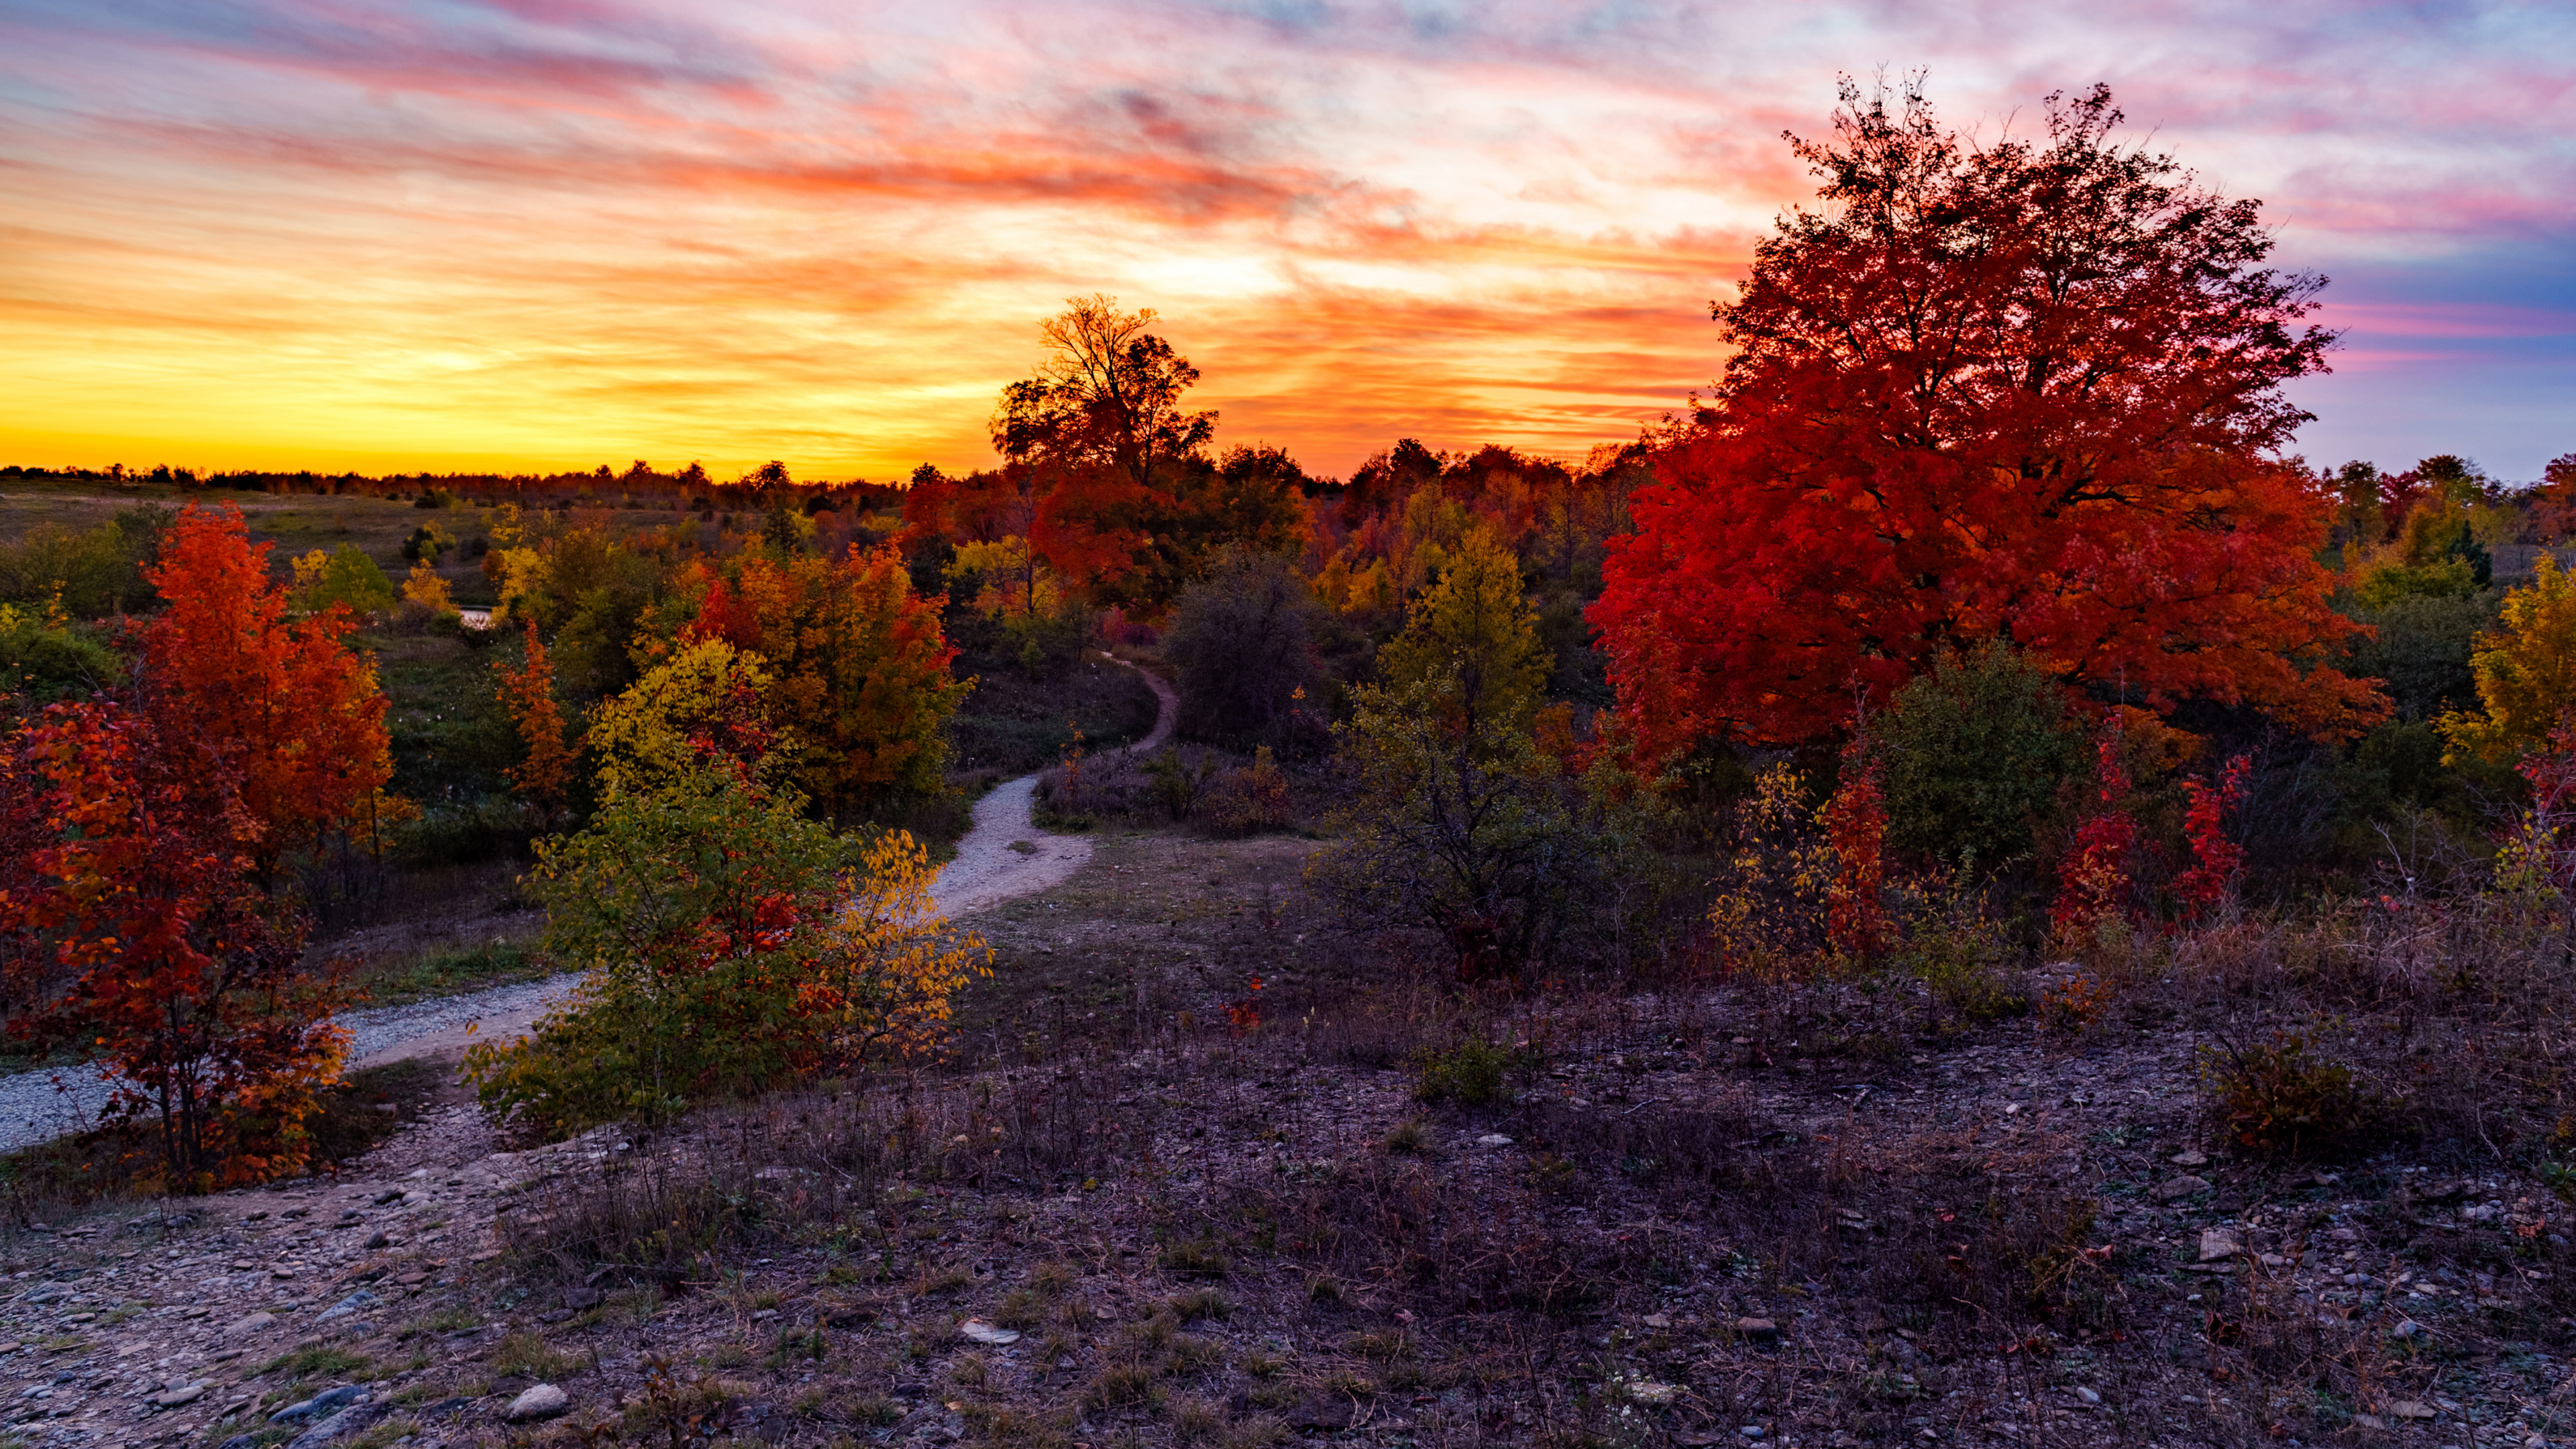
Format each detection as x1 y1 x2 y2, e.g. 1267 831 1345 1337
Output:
1377 529 1548 739
584 638 788 798
401 560 457 617
2438 554 2576 763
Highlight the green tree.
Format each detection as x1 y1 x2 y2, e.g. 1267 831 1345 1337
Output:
290 545 397 618
1870 643 2081 867
1377 532 1546 741
401 523 455 564
1309 681 1646 979
2341 591 2498 723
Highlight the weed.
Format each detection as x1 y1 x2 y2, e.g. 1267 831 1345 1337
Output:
1166 1396 1225 1442
2038 972 2113 1034
1411 1037 1521 1104
260 1348 372 1381
1085 1360 1159 1410
994 1288 1046 1330
490 1329 578 1381
1901 910 2027 1022
1157 1236 1230 1279
1166 1289 1229 1323
1383 1120 1426 1155
1226 1415 1289 1449
1167 1335 1225 1374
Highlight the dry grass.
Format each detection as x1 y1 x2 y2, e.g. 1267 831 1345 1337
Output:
460 835 2576 1448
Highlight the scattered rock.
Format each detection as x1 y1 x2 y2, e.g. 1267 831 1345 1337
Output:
2387 1401 2436 1420
2198 1228 2243 1261
1476 1134 1514 1146
2073 1387 2101 1405
273 1387 369 1424
315 1290 378 1323
503 1385 570 1423
1735 1317 1780 1340
362 1232 390 1250
1623 1381 1678 1405
2152 1175 2211 1201
223 1311 276 1339
1642 1312 1673 1330
288 1403 386 1449
959 1320 1020 1346
152 1382 208 1408
2389 1318 2426 1340
2168 1150 2210 1168
563 1286 604 1311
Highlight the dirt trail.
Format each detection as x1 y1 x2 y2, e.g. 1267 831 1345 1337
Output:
927 654 1175 918
0 659 1178 1140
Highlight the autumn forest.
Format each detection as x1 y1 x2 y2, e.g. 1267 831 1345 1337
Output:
2 80 2573 1449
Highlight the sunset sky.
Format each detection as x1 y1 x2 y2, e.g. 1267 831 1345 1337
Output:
1 1 2570 483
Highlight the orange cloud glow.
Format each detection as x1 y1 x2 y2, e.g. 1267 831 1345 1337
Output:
1 1 2570 479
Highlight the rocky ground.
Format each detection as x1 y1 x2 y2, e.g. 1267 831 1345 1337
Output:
3 818 2573 1449
3 1012 2568 1449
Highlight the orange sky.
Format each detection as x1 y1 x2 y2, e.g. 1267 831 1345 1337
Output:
1 1 2570 481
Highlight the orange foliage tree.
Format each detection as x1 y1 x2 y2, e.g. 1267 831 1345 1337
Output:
496 622 572 812
667 542 968 822
138 506 393 874
1592 81 2385 761
0 700 350 1188
901 297 1305 614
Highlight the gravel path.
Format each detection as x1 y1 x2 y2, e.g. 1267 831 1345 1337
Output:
0 657 1177 1153
929 656 1176 917
0 975 582 1152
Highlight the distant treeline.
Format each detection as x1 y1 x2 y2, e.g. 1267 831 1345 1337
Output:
0 460 910 513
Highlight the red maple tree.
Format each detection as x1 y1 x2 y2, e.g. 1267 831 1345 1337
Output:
1592 81 2385 761
138 505 393 874
0 700 350 1188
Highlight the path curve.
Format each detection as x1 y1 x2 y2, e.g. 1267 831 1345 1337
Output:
0 658 1180 1147
929 655 1175 917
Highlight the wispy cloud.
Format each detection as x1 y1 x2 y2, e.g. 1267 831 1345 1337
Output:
0 0 2569 476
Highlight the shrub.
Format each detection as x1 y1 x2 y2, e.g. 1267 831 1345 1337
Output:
290 544 398 618
463 689 987 1132
400 523 454 564
1208 747 1293 835
2198 1027 2380 1158
1898 902 2027 1023
1165 550 1326 747
1870 641 2080 867
0 606 119 702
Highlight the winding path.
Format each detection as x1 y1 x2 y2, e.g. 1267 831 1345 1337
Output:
0 657 1178 1152
930 655 1176 917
